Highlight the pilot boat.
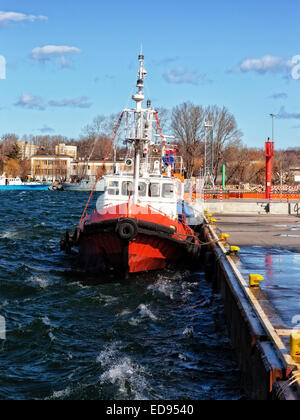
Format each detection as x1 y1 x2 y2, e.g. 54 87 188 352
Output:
61 54 202 276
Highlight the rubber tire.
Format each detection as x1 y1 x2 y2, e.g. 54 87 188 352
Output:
116 219 138 241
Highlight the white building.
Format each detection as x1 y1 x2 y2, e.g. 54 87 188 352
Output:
17 142 39 160
55 143 77 160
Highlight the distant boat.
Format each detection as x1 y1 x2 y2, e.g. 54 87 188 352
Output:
62 178 105 192
0 173 51 191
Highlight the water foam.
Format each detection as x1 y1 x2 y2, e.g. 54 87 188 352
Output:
0 230 18 239
48 386 72 400
97 342 150 400
148 278 175 300
137 304 158 321
27 275 51 289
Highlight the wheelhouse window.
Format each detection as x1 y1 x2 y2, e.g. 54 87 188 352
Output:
149 183 160 197
107 180 119 196
109 181 119 187
138 182 147 197
122 181 134 196
162 183 174 198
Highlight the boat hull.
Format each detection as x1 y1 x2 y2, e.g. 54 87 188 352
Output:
78 232 185 274
0 185 51 191
61 204 202 276
62 181 104 192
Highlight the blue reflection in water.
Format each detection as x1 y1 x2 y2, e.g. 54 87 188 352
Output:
239 247 300 327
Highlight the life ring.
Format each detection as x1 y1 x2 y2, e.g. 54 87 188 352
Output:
116 219 138 241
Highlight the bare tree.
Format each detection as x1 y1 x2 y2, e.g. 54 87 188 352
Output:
155 107 170 133
203 105 243 181
171 102 205 178
224 142 250 184
0 134 19 159
81 115 109 160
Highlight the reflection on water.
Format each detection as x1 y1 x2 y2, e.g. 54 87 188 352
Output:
238 247 300 327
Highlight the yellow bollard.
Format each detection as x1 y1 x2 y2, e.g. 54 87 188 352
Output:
290 333 300 363
206 213 213 223
229 246 240 254
249 274 264 288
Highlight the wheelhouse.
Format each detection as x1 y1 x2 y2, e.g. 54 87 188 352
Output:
97 174 184 220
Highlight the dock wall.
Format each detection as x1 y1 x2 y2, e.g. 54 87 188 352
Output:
200 223 300 400
203 201 300 215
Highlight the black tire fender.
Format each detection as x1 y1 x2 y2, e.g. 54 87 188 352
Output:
116 219 138 241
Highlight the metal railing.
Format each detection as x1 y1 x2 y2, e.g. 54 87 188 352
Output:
200 187 300 201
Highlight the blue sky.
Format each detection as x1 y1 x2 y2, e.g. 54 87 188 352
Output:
1 0 300 148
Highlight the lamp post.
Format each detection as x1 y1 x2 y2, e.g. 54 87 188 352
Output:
265 112 276 200
204 121 214 181
270 113 275 142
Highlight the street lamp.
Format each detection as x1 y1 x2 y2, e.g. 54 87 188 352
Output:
270 113 276 142
204 121 214 179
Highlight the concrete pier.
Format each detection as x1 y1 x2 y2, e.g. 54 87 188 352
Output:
213 214 300 250
200 214 300 400
204 199 300 216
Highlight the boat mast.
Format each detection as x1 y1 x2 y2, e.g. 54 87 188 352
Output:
132 54 147 204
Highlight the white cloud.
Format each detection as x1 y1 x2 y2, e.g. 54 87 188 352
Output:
15 93 46 111
0 11 47 26
48 96 92 109
234 55 292 74
30 45 82 64
163 67 210 85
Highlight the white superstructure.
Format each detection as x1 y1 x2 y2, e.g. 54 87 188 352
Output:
0 173 23 186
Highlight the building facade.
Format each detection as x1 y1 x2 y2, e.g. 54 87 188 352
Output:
290 167 300 183
17 142 39 160
55 144 77 160
71 160 129 179
31 156 131 182
31 155 74 181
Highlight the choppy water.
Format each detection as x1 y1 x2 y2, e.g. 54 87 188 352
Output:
0 191 242 400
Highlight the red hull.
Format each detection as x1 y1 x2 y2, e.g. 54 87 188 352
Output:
62 203 201 275
79 232 184 274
